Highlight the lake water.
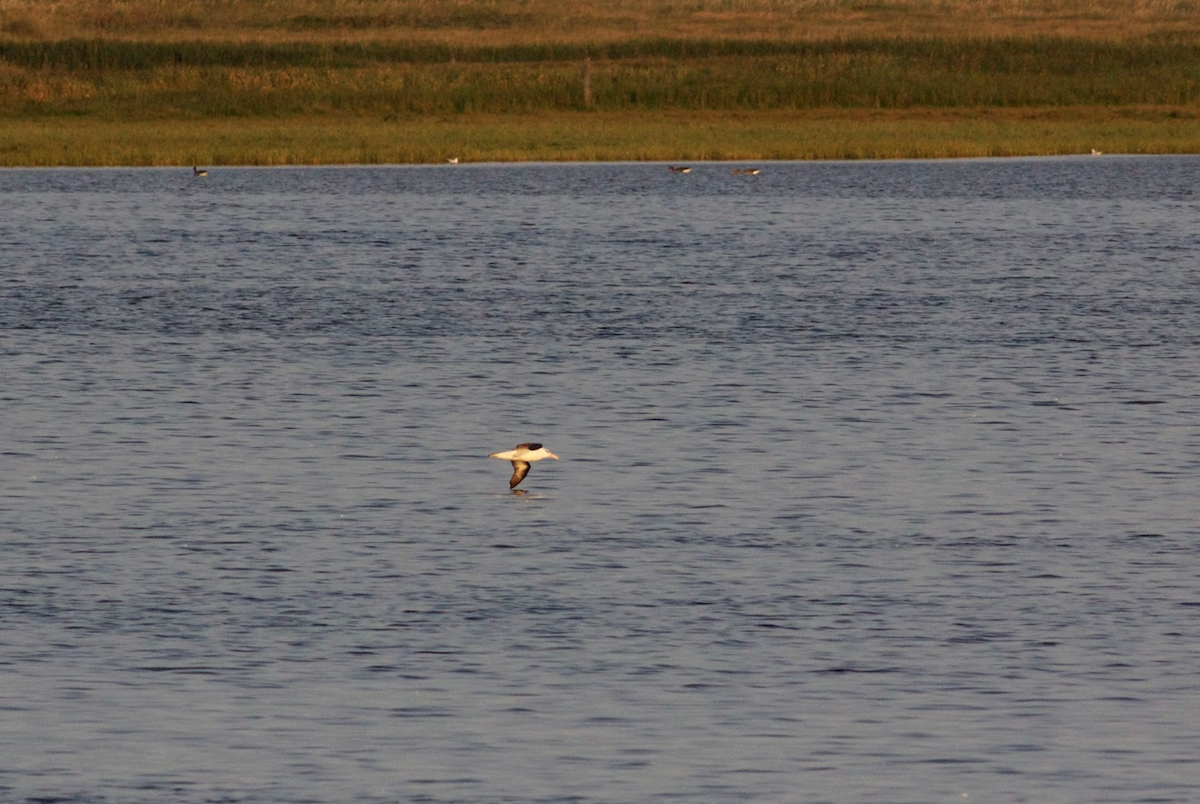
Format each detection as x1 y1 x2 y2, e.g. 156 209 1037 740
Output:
2 158 1199 804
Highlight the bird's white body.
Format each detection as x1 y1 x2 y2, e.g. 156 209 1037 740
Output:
489 445 557 462
489 442 559 489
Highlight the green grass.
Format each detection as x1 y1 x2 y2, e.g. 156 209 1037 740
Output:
2 108 1197 167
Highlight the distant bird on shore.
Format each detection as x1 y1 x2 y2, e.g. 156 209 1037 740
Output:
732 167 761 175
489 442 559 489
668 165 691 173
1090 149 1103 156
447 157 459 164
192 166 208 176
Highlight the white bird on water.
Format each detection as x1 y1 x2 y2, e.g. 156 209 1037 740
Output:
489 442 559 489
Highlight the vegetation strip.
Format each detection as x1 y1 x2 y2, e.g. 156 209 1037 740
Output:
2 0 1199 164
6 36 1200 69
4 109 1198 167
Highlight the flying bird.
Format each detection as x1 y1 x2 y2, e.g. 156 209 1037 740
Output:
489 442 559 489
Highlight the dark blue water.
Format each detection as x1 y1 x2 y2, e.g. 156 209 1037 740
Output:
2 158 1200 804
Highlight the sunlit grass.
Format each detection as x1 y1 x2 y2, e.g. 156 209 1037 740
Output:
2 108 1197 167
2 0 1199 43
3 0 1200 164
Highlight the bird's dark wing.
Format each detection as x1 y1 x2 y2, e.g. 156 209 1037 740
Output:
515 442 542 451
509 460 531 488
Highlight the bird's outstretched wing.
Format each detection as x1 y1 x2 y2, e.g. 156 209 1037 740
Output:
509 460 531 488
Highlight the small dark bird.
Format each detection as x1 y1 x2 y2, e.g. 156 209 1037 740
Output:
489 442 560 489
193 166 208 176
668 165 692 173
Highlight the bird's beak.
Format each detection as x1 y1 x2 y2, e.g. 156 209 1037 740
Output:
547 451 560 460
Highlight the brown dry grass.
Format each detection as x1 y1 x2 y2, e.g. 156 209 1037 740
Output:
3 0 1198 164
2 0 1199 45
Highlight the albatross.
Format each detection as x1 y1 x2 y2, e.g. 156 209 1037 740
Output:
489 442 559 489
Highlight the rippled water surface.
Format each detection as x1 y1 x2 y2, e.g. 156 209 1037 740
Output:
3 158 1200 804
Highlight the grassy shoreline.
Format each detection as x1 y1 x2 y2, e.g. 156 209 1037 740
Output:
4 108 1198 167
3 1 1200 165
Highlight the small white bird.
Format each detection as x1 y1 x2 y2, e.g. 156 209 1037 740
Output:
1091 149 1103 156
446 157 459 164
489 442 559 489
